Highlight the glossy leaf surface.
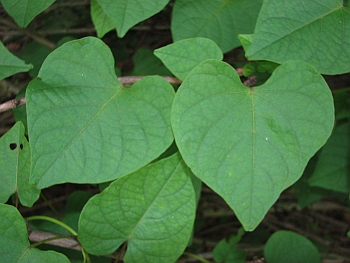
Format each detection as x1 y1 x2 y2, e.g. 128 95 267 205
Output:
246 0 350 74
27 37 174 189
78 153 196 263
172 59 334 230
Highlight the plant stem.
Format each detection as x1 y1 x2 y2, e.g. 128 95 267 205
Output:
26 215 78 236
183 252 212 263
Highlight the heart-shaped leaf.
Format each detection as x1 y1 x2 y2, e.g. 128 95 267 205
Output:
171 0 263 53
0 41 32 80
0 0 56 28
172 59 334 230
96 0 170 37
0 122 40 206
0 204 70 263
78 153 196 263
154 38 223 81
245 0 350 75
27 37 174 189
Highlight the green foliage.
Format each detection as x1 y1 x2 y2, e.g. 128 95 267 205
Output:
92 0 170 37
0 0 55 27
0 204 70 263
264 230 320 263
308 123 350 193
171 0 263 52
154 38 223 80
172 59 334 230
0 122 39 206
0 0 347 262
245 0 350 74
212 228 246 263
0 41 32 80
26 37 174 188
78 153 196 262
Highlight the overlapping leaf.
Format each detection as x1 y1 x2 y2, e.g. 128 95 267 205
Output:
0 0 56 28
264 231 320 263
26 37 174 189
0 122 40 206
154 38 223 80
171 0 263 53
0 41 32 81
95 0 170 37
0 204 70 263
78 153 196 263
308 123 350 193
172 59 334 230
90 0 115 38
245 0 350 74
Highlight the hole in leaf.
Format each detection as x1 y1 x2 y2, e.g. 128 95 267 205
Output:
20 143 24 150
9 143 17 150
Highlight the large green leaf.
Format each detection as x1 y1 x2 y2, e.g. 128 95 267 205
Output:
0 0 56 28
96 0 170 38
0 122 40 206
245 0 350 75
78 153 196 263
308 123 350 193
264 230 320 263
171 0 263 53
172 59 334 230
0 41 32 81
154 37 223 81
26 37 174 189
0 204 70 263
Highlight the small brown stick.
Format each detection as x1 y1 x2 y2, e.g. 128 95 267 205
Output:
0 97 25 113
28 229 81 251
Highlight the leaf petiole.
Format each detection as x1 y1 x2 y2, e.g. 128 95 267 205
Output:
26 215 77 236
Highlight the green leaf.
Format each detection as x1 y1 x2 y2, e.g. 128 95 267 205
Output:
0 41 32 80
308 123 350 193
22 42 52 78
0 0 56 28
0 122 40 206
264 230 320 263
212 228 246 263
171 0 263 53
130 48 172 76
26 37 174 189
172 60 334 230
0 204 70 263
78 153 196 263
245 0 350 75
63 191 94 233
154 38 223 80
91 0 115 38
96 0 170 38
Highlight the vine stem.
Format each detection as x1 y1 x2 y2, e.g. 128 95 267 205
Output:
27 215 77 235
26 215 91 262
183 252 212 263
